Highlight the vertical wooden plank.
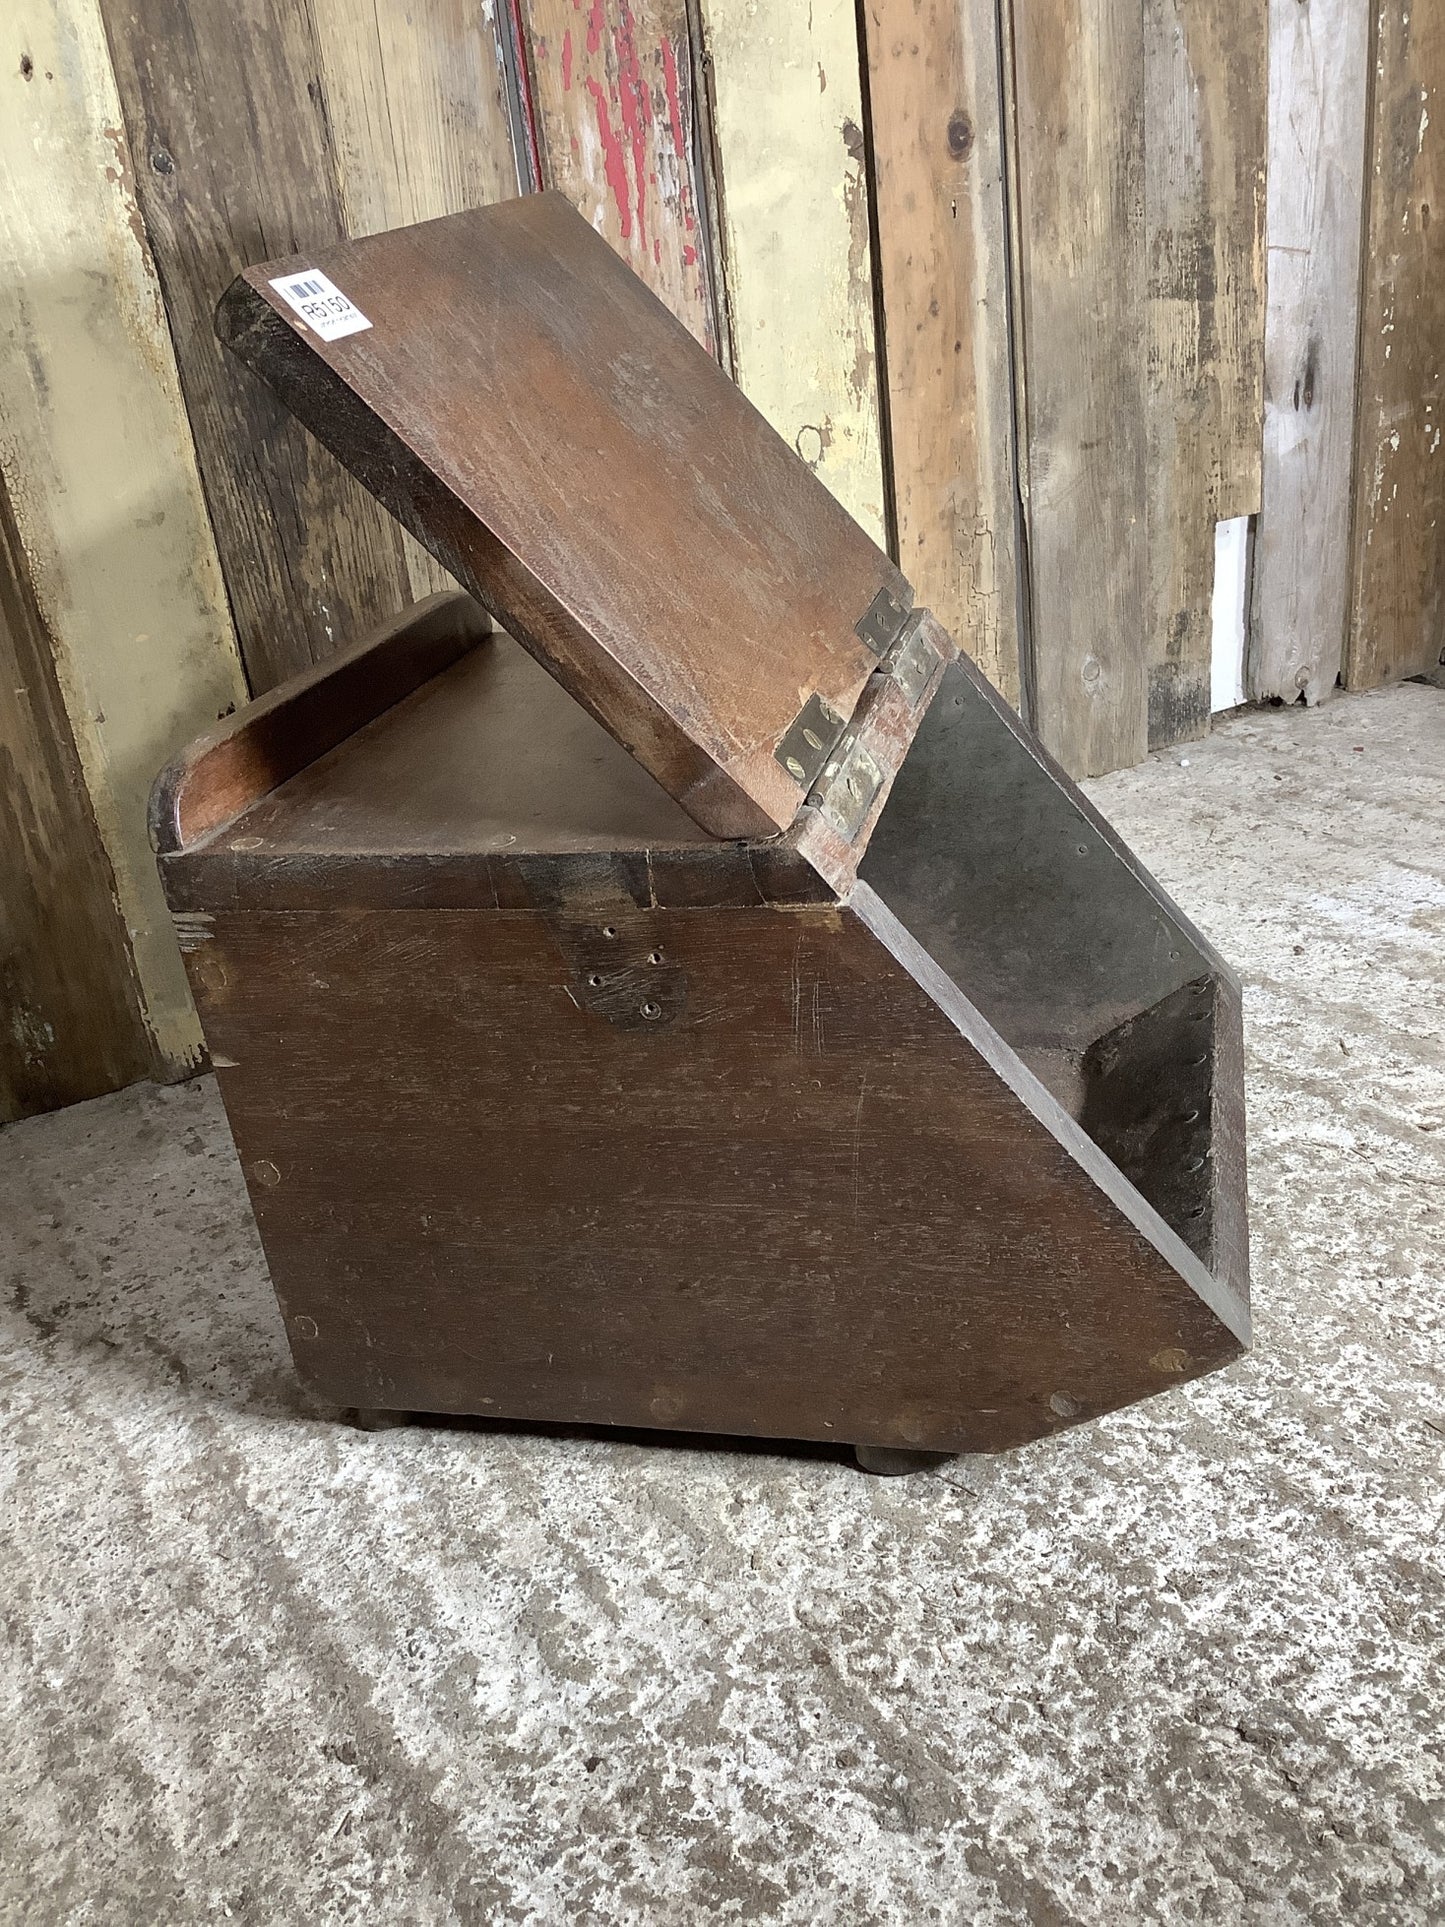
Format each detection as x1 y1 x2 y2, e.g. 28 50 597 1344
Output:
309 0 519 601
1348 1 1445 688
861 0 1023 704
309 0 517 236
1012 0 1148 778
100 0 416 693
1249 0 1371 705
2 0 249 1085
1144 0 1268 747
698 0 886 546
0 475 150 1122
520 0 716 348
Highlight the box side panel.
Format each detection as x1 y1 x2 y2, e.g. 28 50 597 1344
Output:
182 898 1242 1453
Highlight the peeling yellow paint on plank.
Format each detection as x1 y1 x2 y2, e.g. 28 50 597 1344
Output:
0 0 247 1078
697 0 887 546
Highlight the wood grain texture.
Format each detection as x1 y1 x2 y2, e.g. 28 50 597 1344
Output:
309 0 519 603
699 0 887 545
1249 0 1372 704
1144 0 1268 748
310 0 517 236
183 899 1242 1452
160 626 830 917
99 0 415 692
862 0 1023 705
158 590 1247 1444
1011 0 1148 778
151 595 490 856
1348 0 1445 688
0 473 149 1121
216 195 907 842
1 0 248 1081
519 0 716 348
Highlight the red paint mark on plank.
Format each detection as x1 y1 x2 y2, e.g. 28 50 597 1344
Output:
586 0 604 55
585 77 632 240
682 243 697 266
661 34 686 165
613 3 652 253
561 28 573 90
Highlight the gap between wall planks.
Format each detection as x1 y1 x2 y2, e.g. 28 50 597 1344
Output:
0 473 150 1123
1249 0 1372 706
860 0 1023 709
1144 0 1267 750
1348 0 1445 689
1010 0 1149 778
307 0 520 603
1 0 248 1088
518 0 719 352
697 0 888 549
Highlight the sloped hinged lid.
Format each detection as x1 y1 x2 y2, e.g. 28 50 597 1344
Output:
216 192 912 842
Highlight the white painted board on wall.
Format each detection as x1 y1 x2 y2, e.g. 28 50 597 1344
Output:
1211 515 1250 713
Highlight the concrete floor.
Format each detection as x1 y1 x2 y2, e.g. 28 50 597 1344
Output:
2 683 1442 1924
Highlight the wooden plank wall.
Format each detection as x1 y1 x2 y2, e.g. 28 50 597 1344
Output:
518 0 718 350
699 0 888 546
99 0 521 694
1248 0 1445 703
1006 0 1267 775
860 0 1023 708
1144 0 1267 749
308 0 520 601
47 0 1445 1120
1 0 248 1103
0 474 149 1122
1011 0 1149 778
1348 0 1445 688
1250 0 1373 704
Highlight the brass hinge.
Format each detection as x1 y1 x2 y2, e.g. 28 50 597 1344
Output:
855 583 913 657
775 690 848 790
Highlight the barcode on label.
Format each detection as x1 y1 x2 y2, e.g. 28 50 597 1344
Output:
268 269 372 343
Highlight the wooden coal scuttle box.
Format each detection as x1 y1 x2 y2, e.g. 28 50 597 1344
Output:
153 194 1249 1471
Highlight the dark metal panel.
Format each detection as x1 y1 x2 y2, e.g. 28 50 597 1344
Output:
859 656 1223 1053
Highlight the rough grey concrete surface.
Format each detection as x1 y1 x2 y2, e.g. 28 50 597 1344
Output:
1 684 1442 1925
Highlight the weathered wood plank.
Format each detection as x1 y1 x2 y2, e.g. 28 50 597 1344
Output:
519 0 716 348
1 0 249 1087
309 0 520 601
1012 0 1148 777
1348 0 1445 688
100 0 416 692
861 0 1022 704
309 0 517 236
1144 0 1268 747
1249 0 1372 705
697 0 885 545
0 475 149 1121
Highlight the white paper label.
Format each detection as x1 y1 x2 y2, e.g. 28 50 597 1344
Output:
268 270 372 342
